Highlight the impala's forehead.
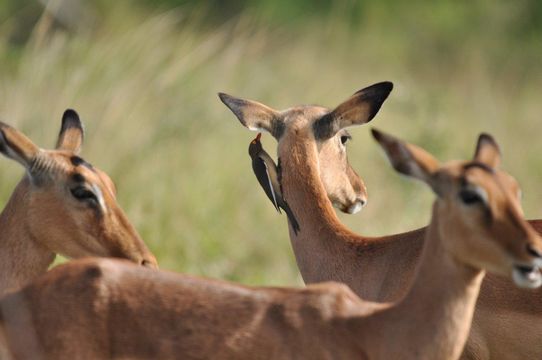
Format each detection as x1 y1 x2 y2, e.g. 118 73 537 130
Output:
442 160 520 196
70 155 94 170
71 164 99 182
439 161 490 179
463 164 517 190
37 150 110 185
281 105 329 126
51 152 95 172
70 160 117 197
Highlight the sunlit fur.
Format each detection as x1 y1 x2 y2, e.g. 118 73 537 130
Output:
0 114 157 296
435 165 537 279
0 131 539 359
222 84 542 360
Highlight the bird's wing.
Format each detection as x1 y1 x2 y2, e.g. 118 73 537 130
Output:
263 160 280 211
252 156 281 212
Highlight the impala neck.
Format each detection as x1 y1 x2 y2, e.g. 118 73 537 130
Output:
278 134 425 301
279 136 362 276
279 138 345 234
352 205 484 359
0 177 55 296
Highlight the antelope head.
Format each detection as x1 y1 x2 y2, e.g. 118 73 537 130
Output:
373 129 542 289
0 110 158 268
219 82 393 214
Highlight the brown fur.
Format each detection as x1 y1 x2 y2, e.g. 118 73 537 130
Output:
0 144 538 359
221 84 542 359
0 113 157 296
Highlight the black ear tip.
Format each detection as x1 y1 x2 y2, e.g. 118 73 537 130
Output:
371 128 383 141
61 109 83 130
356 81 394 122
477 132 501 154
0 121 11 131
218 92 232 105
357 81 394 97
0 125 6 143
218 92 242 110
63 108 79 119
376 81 394 94
0 123 13 155
478 132 498 146
370 128 399 147
370 81 393 101
218 93 249 126
478 132 495 143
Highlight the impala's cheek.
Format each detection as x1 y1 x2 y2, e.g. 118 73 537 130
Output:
332 200 342 210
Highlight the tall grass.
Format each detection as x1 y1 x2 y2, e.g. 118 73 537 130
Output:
0 1 541 286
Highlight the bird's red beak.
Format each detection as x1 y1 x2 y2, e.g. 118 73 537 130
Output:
254 133 262 142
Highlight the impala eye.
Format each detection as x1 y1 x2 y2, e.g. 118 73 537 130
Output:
459 189 484 205
71 186 97 203
340 134 351 145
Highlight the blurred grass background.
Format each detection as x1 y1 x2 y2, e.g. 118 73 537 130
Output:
0 0 541 286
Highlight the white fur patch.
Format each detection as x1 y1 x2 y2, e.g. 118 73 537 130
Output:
248 126 269 133
512 267 542 289
92 184 107 214
347 201 363 214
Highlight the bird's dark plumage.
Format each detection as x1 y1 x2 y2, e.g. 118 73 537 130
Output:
249 133 300 235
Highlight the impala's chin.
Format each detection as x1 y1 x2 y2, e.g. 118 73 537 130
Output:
512 265 542 289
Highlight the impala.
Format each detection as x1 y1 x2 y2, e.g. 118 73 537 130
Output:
0 130 539 360
220 82 542 359
0 109 157 296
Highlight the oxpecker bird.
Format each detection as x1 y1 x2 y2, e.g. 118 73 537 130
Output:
249 133 300 235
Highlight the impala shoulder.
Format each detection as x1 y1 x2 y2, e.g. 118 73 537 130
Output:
31 258 126 296
307 281 358 298
302 282 363 317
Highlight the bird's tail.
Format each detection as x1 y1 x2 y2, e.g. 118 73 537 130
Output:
283 203 300 235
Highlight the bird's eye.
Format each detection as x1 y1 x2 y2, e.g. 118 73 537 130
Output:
340 135 350 145
71 186 97 203
459 189 484 205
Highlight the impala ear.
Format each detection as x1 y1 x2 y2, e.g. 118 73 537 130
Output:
0 122 40 169
56 109 84 154
313 82 393 140
218 93 284 139
473 133 500 169
372 128 443 194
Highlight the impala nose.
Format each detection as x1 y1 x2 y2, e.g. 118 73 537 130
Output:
347 197 367 214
